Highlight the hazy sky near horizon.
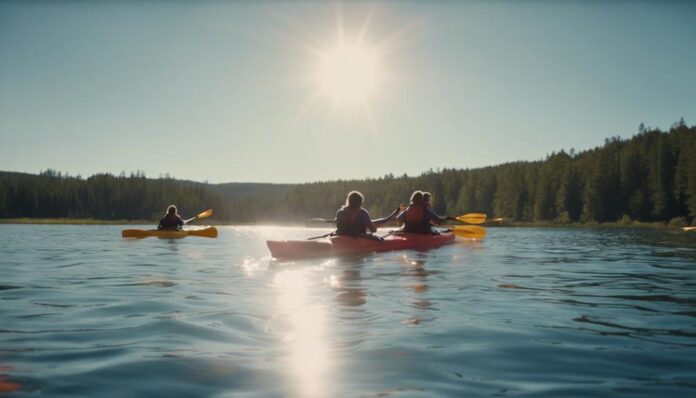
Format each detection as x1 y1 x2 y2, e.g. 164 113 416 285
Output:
1 1 695 183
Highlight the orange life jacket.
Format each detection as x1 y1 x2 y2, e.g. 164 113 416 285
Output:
403 204 432 234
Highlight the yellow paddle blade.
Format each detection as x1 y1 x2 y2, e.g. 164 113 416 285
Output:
455 213 487 224
121 229 148 238
189 227 218 238
185 209 213 224
450 225 487 239
684 226 696 232
197 209 213 219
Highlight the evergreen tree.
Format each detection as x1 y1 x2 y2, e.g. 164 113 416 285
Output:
1 121 694 224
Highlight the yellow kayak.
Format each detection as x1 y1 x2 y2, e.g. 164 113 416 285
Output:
122 227 218 239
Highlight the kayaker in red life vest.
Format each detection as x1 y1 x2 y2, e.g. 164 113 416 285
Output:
335 191 399 236
396 191 451 234
158 205 184 231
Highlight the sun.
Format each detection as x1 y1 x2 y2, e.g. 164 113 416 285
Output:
317 41 383 106
280 6 418 125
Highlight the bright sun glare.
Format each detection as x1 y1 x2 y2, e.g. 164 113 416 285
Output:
318 41 382 106
286 6 416 126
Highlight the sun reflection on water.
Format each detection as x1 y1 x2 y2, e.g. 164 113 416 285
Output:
273 269 333 398
241 256 266 276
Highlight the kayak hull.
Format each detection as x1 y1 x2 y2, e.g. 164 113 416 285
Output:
267 231 455 259
122 227 218 239
266 240 334 259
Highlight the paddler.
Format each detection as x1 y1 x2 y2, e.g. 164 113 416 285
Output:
158 205 184 231
396 191 451 234
335 191 399 236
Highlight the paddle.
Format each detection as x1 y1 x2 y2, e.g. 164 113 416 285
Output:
308 231 334 240
453 213 487 224
309 218 336 223
188 227 218 238
122 229 148 239
310 205 400 229
452 213 504 225
448 225 487 239
184 209 213 224
684 226 696 232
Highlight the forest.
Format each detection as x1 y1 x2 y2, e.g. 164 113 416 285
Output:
1 120 695 226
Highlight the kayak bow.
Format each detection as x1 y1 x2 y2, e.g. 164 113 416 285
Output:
122 227 218 239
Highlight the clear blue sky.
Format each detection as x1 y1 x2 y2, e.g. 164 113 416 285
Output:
1 1 695 183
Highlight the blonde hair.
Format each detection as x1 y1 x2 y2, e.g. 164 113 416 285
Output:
344 191 364 208
166 205 177 215
410 190 423 204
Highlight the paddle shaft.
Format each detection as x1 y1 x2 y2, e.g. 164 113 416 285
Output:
184 209 213 224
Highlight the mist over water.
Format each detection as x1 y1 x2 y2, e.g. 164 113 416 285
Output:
1 225 695 397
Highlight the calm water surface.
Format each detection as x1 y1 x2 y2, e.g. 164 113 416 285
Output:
1 225 695 397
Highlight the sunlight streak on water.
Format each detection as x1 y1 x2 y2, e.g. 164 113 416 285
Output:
242 257 265 276
273 269 333 398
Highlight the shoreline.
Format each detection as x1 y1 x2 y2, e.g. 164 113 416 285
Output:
1 218 692 230
0 218 150 225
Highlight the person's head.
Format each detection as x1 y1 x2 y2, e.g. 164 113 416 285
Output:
345 191 364 208
410 190 423 205
167 205 178 215
423 192 432 206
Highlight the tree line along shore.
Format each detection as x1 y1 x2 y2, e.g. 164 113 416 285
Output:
1 120 695 228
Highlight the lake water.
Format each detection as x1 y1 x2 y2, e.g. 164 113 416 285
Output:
1 225 695 397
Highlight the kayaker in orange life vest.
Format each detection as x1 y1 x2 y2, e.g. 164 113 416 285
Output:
158 205 184 230
396 191 452 234
335 191 399 236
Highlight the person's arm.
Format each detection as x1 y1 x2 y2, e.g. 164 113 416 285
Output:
395 208 407 221
373 206 401 227
366 220 377 233
358 210 377 233
177 216 184 229
427 208 448 225
393 205 409 227
333 209 342 224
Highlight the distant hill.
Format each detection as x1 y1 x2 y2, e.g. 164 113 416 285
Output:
211 182 294 202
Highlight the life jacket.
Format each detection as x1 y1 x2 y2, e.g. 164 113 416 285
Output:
159 213 182 230
402 204 432 234
336 207 367 235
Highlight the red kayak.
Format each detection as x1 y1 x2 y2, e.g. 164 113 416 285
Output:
266 231 456 259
